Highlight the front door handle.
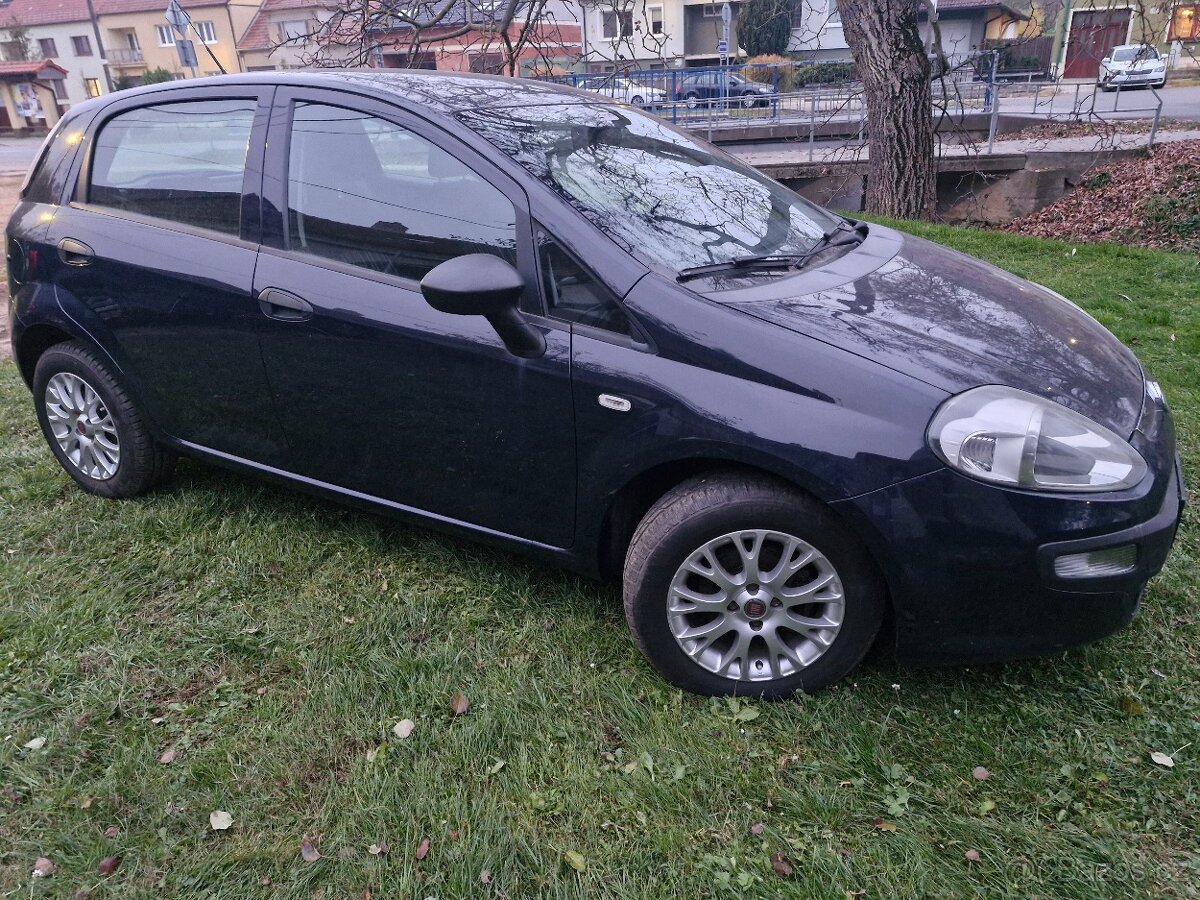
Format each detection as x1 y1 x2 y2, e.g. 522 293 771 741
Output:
58 238 94 266
258 287 313 322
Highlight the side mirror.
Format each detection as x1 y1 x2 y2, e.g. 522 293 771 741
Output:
420 254 546 359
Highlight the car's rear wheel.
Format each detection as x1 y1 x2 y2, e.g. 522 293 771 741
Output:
740 92 758 108
623 472 886 697
33 342 175 499
631 93 645 106
684 91 700 109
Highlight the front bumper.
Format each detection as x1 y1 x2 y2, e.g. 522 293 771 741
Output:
1101 69 1166 86
832 397 1183 666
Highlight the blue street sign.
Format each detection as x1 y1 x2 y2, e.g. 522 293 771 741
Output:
717 39 728 54
177 38 198 68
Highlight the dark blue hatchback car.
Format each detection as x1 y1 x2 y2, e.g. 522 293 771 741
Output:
6 72 1183 696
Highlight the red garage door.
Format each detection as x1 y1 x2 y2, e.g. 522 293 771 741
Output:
1063 9 1131 79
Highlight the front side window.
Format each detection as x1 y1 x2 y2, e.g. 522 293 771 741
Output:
456 102 838 278
286 103 517 282
88 99 255 235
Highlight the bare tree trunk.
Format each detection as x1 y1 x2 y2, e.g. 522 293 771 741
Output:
836 0 936 219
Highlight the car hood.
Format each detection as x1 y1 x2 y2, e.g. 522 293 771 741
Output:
714 228 1145 435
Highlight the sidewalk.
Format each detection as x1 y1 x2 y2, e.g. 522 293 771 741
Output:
733 129 1200 169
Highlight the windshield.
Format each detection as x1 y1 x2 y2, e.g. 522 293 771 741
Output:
455 102 840 274
1111 47 1156 61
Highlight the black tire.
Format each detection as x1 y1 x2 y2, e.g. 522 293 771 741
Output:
623 472 886 697
33 341 176 499
684 91 700 108
631 94 645 106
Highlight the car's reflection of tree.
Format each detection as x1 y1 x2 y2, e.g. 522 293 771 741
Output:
456 102 826 269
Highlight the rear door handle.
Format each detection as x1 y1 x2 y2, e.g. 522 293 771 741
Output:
258 287 313 322
58 238 94 266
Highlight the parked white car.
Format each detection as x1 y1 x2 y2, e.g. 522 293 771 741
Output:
578 75 667 108
1097 45 1167 90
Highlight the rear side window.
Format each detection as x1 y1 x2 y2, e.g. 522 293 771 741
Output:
21 117 70 203
88 99 255 235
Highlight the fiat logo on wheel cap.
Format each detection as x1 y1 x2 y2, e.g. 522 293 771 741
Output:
744 598 767 618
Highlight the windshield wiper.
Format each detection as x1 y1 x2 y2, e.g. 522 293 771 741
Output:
676 220 869 283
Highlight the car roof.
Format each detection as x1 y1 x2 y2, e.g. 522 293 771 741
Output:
90 70 608 115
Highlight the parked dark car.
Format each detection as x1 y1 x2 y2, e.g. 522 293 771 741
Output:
673 71 773 108
7 72 1183 697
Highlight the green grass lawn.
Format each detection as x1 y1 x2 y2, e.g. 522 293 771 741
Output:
2 227 1198 899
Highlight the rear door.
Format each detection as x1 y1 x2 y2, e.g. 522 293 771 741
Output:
252 88 577 547
44 87 285 463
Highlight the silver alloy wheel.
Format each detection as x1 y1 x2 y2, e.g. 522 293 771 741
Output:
44 372 120 480
667 529 845 682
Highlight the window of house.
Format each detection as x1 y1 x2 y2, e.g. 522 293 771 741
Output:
88 99 255 235
469 52 504 73
72 35 93 56
649 5 664 34
85 77 102 97
195 21 218 44
539 237 633 336
702 4 720 17
286 103 517 282
127 32 140 50
278 20 311 43
156 25 176 47
0 40 24 60
52 80 68 100
1169 4 1199 39
825 0 841 25
39 37 58 57
602 8 634 38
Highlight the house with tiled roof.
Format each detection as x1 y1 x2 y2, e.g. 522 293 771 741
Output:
0 0 109 109
238 0 364 70
93 0 264 82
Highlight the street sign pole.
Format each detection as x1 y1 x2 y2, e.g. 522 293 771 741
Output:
720 2 732 104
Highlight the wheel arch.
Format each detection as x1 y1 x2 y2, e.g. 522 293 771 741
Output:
596 457 893 606
15 323 75 388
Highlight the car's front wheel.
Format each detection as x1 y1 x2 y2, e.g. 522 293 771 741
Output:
33 342 175 499
623 473 886 697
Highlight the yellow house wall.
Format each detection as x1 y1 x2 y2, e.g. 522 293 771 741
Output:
99 3 261 77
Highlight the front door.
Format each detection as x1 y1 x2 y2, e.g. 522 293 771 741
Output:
253 90 576 547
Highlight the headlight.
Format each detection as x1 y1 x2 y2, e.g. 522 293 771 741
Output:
928 385 1147 492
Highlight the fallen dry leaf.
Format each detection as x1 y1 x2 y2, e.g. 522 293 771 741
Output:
260 876 271 886
448 829 459 841
770 851 793 877
871 818 897 833
965 849 981 862
97 855 122 876
102 825 119 839
1119 696 1146 716
415 838 430 861
564 850 586 873
79 796 94 809
481 868 492 883
23 736 46 751
301 840 320 863
159 749 180 765
972 766 990 781
1150 751 1175 768
368 841 389 855
32 857 55 878
450 693 470 716
392 719 416 740
750 822 765 835
209 810 233 831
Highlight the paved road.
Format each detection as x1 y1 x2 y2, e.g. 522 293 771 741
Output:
0 134 43 177
999 84 1200 122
